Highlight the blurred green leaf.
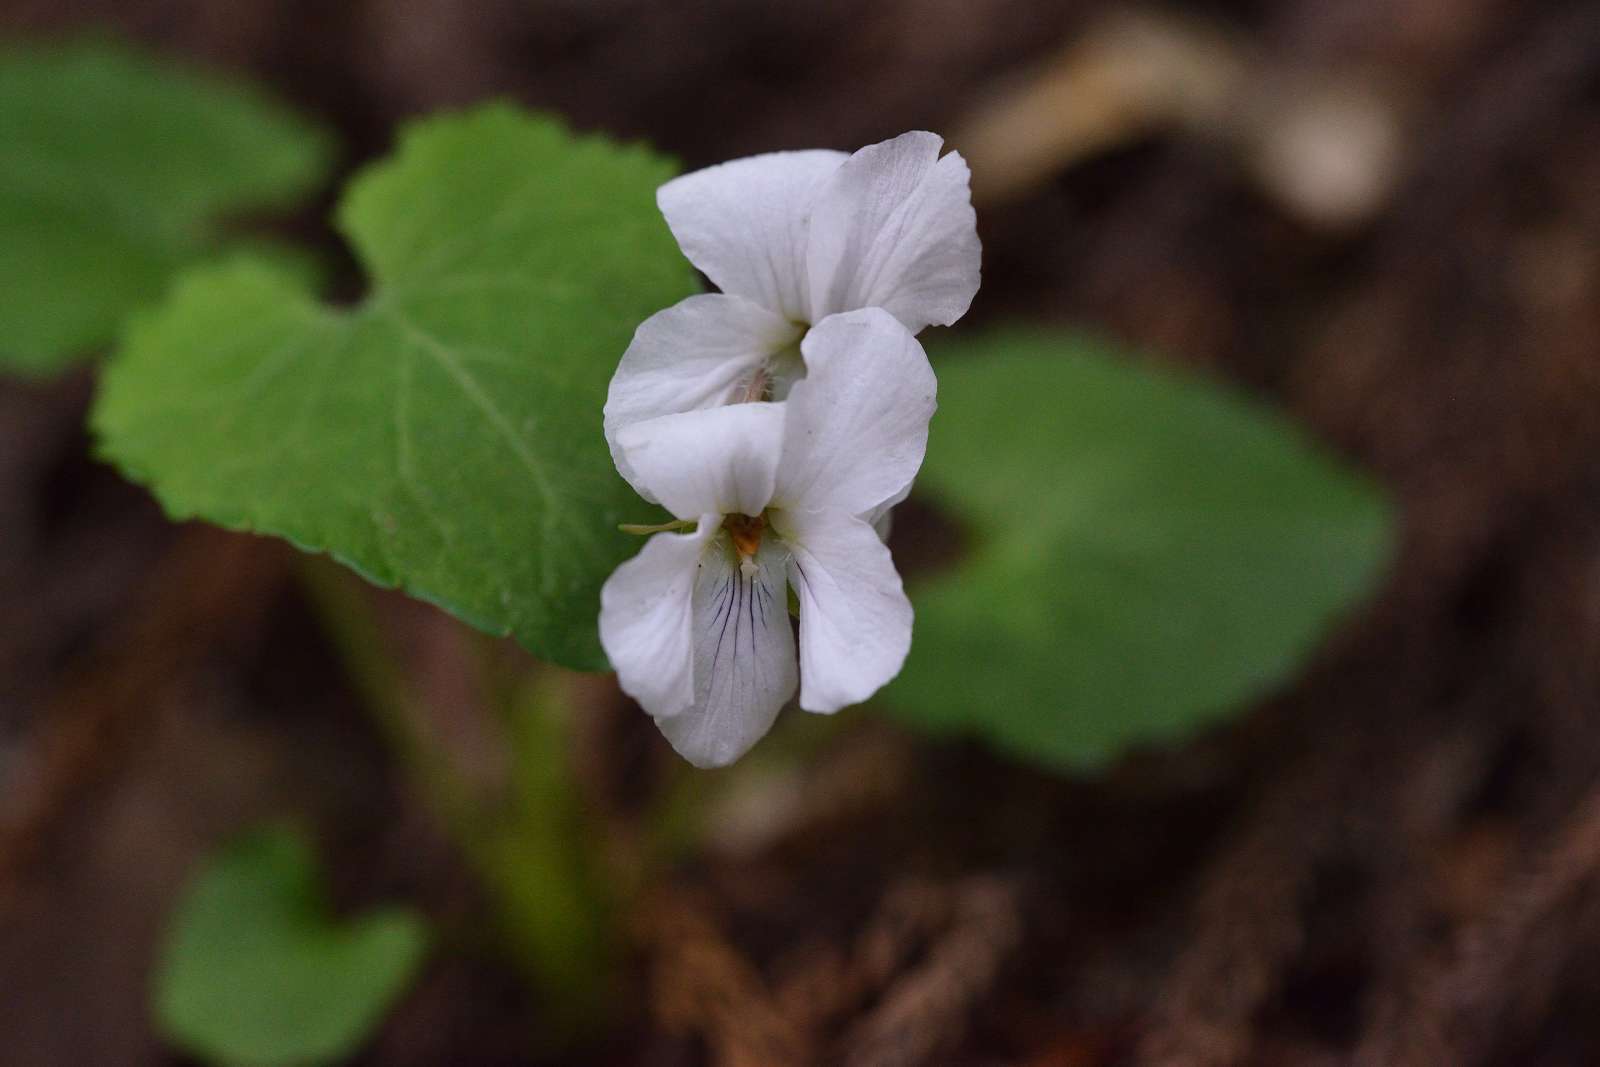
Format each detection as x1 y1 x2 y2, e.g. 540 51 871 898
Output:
154 826 427 1067
888 330 1394 769
0 37 333 375
92 105 695 669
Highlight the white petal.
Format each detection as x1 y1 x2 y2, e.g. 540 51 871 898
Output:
616 402 785 520
658 149 848 322
599 517 719 719
659 538 798 767
778 508 913 714
604 294 801 499
805 131 981 332
870 507 894 541
864 481 911 541
774 308 936 516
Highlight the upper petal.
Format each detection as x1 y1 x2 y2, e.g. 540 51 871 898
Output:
599 516 719 719
658 149 848 322
658 538 798 767
774 308 936 515
604 294 801 500
804 131 981 332
778 508 913 714
616 402 785 520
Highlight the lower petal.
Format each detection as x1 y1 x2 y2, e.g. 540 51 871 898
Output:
659 538 798 767
779 508 913 714
599 517 720 718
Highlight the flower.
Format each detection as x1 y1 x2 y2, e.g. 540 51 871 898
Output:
599 309 935 767
603 130 979 503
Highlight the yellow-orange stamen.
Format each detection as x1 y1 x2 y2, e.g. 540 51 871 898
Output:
724 513 765 562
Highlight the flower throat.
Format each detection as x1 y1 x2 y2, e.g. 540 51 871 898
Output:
723 513 765 578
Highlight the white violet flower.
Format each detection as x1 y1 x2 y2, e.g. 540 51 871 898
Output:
603 130 979 502
599 309 935 767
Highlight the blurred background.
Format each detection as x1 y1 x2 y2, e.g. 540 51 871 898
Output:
4 1 1600 1064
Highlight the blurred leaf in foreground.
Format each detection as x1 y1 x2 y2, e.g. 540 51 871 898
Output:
93 105 695 669
154 825 427 1067
0 37 333 375
888 330 1394 769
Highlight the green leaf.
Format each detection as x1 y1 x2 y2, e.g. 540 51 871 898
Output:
92 105 696 669
0 37 333 375
154 826 428 1067
887 330 1393 769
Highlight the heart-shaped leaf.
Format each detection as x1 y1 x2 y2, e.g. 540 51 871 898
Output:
154 826 428 1067
0 38 332 375
93 105 695 669
888 330 1394 769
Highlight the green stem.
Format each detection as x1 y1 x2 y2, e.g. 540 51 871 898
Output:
296 557 612 1037
294 556 474 828
618 518 696 535
475 670 615 1033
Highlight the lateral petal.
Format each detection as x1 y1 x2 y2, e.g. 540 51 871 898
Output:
616 402 785 520
864 482 911 541
780 508 913 714
775 308 936 516
605 294 801 499
599 517 719 719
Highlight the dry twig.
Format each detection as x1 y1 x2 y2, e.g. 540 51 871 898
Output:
836 875 1024 1067
643 890 809 1067
1355 780 1600 1065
